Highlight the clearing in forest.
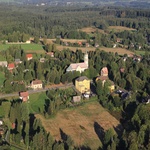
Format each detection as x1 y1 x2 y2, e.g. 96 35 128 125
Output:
79 27 105 34
108 26 136 32
56 45 134 55
36 101 121 149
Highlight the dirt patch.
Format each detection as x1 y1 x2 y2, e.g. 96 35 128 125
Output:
36 101 121 149
108 26 136 32
79 27 105 34
56 45 134 55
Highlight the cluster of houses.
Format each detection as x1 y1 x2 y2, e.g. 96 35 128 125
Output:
0 54 33 72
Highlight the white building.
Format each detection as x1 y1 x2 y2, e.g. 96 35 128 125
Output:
66 52 88 73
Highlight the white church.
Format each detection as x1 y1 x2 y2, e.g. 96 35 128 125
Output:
66 52 88 73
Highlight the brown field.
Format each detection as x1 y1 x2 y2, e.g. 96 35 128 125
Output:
36 101 121 149
79 27 105 34
45 38 87 44
108 26 136 32
56 45 134 55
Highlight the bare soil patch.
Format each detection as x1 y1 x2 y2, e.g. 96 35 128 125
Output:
108 26 136 32
36 101 120 149
56 45 134 55
79 27 105 34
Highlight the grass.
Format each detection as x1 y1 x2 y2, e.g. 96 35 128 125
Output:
135 50 149 56
28 92 48 113
0 72 5 86
0 43 44 51
36 101 121 149
108 26 136 32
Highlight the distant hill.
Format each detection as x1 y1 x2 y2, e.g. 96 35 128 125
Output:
0 0 150 8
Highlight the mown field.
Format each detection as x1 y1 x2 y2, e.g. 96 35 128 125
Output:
36 101 121 149
108 26 136 32
0 43 45 53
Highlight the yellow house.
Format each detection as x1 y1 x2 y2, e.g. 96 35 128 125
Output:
75 76 90 93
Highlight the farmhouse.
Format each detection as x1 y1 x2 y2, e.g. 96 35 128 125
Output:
46 52 54 57
26 54 33 61
75 76 90 93
8 63 15 70
66 52 88 73
31 80 43 90
19 91 29 102
72 96 81 103
15 59 22 65
101 67 108 77
0 61 7 67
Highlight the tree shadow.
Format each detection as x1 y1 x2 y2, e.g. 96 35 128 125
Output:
113 124 124 137
94 122 105 143
59 128 68 141
44 99 50 113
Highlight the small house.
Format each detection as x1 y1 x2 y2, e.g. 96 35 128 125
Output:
8 63 15 70
19 91 29 102
31 80 43 90
72 96 81 103
26 54 33 61
46 52 54 57
101 67 108 77
15 59 22 65
0 61 7 67
40 58 45 63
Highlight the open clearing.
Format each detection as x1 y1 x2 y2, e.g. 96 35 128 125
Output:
0 43 44 51
79 27 105 34
56 45 134 55
108 26 136 32
36 101 121 149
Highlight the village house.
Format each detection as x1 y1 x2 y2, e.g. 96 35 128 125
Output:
40 58 46 63
26 54 33 61
75 76 90 94
101 67 108 77
31 80 43 90
15 59 22 65
7 63 15 71
66 52 88 73
0 61 8 67
19 91 29 102
72 96 81 103
46 52 54 57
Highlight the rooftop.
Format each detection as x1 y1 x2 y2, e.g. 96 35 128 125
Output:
76 76 89 82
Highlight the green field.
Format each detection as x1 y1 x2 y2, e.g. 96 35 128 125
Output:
28 92 49 113
135 50 149 56
0 72 5 86
0 43 44 51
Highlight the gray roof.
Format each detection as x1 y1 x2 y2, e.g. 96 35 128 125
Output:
76 76 89 82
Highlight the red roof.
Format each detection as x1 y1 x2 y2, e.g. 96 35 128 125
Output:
8 63 15 69
26 54 33 58
19 91 29 97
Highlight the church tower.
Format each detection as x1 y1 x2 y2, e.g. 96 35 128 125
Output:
84 51 88 68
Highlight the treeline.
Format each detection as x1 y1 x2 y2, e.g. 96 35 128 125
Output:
0 5 149 40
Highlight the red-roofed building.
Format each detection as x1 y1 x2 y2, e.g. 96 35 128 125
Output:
101 67 108 77
26 54 33 61
8 63 15 71
31 80 43 90
19 91 29 102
